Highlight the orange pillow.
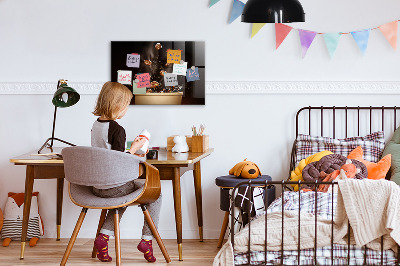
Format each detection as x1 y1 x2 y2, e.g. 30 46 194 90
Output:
347 146 391 180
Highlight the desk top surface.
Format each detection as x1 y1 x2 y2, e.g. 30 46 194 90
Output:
10 147 214 166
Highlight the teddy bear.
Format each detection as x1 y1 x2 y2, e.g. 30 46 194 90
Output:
229 159 261 179
172 135 189 153
1 192 43 247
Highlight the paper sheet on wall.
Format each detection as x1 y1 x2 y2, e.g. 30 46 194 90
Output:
117 70 132 85
167 50 182 64
136 73 151 88
173 62 188 76
186 67 200 82
164 73 178 86
132 82 146 94
126 53 140 68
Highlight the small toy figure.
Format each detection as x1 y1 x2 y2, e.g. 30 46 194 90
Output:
172 135 189 153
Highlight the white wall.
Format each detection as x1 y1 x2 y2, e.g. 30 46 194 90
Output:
1 0 400 240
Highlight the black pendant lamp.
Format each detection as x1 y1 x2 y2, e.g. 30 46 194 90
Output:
242 0 305 23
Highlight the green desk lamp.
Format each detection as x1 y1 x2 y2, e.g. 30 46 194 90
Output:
38 79 80 154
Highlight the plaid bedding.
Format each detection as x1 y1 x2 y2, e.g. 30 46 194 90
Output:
234 191 397 265
294 131 385 166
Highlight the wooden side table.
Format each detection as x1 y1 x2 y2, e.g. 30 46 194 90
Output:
215 175 275 248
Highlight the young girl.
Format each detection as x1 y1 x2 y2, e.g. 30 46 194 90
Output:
91 81 162 263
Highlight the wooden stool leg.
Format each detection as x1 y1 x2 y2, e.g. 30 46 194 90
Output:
114 210 121 266
217 211 230 248
141 205 171 263
91 209 108 258
60 208 88 266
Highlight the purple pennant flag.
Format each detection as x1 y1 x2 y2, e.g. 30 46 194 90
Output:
298 29 317 58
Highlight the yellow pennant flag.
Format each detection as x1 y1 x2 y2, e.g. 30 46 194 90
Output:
251 23 266 38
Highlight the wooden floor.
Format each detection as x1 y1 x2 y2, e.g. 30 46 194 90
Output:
0 239 221 265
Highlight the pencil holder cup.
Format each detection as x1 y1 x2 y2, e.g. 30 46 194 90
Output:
191 135 209 153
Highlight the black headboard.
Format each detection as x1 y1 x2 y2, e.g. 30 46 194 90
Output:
289 106 400 179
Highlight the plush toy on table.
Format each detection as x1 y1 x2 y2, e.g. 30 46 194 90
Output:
229 159 261 179
172 135 189 153
1 192 44 247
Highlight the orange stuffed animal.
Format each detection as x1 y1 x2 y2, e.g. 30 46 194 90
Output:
229 159 261 179
1 192 43 247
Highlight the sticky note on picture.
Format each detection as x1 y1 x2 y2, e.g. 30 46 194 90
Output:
117 70 132 85
136 73 151 88
186 67 200 82
164 73 178 86
126 53 140 68
167 49 182 64
173 62 187 76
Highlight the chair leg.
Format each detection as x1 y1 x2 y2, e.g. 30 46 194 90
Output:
114 209 121 266
141 205 171 263
91 209 108 258
60 208 88 266
217 211 230 248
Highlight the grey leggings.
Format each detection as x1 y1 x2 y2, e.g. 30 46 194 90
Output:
92 180 162 240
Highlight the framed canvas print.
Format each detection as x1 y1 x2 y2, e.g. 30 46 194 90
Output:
111 41 205 105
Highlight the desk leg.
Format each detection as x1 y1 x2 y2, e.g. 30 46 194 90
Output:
56 178 64 241
20 165 35 259
193 161 203 242
172 167 183 261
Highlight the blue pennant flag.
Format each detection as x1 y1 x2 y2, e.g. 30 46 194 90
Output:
323 33 341 58
209 0 221 7
351 29 371 55
229 0 245 24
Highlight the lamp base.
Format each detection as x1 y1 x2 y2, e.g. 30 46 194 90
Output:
38 137 76 154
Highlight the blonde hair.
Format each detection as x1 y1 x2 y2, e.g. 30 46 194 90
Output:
93 82 133 120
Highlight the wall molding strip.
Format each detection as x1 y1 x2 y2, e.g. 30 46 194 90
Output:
0 81 399 95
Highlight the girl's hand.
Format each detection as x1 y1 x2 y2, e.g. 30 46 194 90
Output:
134 148 149 157
129 137 147 154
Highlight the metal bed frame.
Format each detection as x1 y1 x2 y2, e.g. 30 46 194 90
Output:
230 106 400 266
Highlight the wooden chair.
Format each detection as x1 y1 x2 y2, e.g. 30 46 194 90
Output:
60 146 171 265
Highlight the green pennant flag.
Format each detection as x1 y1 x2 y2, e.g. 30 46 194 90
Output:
209 0 221 7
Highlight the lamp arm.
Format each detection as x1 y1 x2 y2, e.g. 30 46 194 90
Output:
50 105 57 148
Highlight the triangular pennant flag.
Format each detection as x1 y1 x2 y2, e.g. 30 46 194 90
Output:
351 29 370 55
323 33 341 58
209 0 220 7
298 29 317 58
251 23 266 38
229 0 245 24
275 23 293 49
378 21 398 50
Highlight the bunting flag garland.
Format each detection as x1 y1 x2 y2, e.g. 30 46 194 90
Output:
275 23 293 49
323 33 341 58
229 0 245 24
378 21 398 50
251 23 266 38
351 29 370 55
298 30 317 58
207 5 400 57
209 0 220 7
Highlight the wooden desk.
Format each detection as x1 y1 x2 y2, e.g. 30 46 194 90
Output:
10 147 213 261
10 148 64 259
146 148 213 260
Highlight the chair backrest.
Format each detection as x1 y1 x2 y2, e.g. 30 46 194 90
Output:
62 146 145 187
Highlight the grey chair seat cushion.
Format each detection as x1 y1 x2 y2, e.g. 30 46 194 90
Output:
69 180 145 208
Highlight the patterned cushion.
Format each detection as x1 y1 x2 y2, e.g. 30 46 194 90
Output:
295 131 385 166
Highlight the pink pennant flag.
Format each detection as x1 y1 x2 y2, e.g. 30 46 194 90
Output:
378 21 398 50
275 23 293 49
298 29 318 58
